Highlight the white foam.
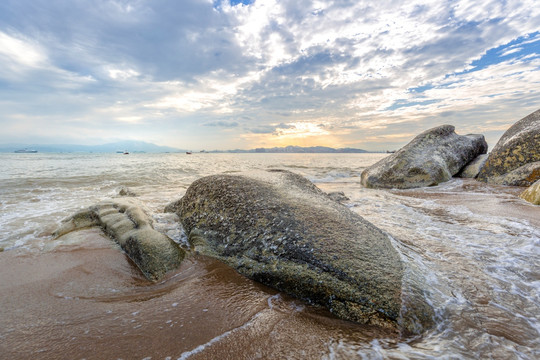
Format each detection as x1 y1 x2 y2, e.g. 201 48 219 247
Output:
267 294 281 309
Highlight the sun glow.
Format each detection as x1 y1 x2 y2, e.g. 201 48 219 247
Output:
241 121 345 148
274 122 329 138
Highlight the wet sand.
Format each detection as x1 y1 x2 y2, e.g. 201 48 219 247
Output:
0 229 394 359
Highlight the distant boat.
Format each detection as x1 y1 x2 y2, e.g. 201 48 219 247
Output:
186 151 192 155
14 149 37 153
123 150 129 155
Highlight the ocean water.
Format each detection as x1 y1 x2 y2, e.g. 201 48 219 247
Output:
0 152 539 359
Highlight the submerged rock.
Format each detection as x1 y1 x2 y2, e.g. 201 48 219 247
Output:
326 191 350 203
520 180 540 205
54 198 184 281
117 186 137 197
477 109 540 184
361 125 487 189
457 154 489 179
173 169 434 334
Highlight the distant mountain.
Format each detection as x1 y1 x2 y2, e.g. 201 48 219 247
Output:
209 146 369 153
0 141 183 153
1 143 371 154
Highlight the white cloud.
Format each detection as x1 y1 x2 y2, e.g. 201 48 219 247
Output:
1 0 539 150
107 67 140 80
0 31 47 74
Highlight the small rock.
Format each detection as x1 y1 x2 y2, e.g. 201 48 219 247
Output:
520 180 540 205
326 191 349 203
54 198 184 281
118 186 137 197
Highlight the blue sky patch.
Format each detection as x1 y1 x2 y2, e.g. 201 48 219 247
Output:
230 0 254 5
406 32 540 96
461 31 540 74
408 84 435 94
386 99 440 111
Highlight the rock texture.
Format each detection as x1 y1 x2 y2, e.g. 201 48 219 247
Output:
173 169 434 334
520 180 540 205
361 125 488 189
477 109 540 184
457 154 489 179
484 162 540 187
54 198 184 281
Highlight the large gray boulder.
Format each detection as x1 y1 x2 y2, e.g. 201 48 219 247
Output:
172 169 434 334
361 125 488 189
477 109 540 185
54 198 185 281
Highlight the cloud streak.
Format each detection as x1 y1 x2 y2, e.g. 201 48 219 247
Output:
0 0 539 150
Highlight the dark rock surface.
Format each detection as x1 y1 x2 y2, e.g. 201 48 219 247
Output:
477 109 540 183
54 198 184 281
361 125 488 189
173 169 434 334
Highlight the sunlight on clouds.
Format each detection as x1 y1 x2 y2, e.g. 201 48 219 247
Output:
276 122 330 138
115 116 142 123
223 0 284 61
0 31 97 87
150 91 224 112
107 68 140 80
0 31 46 69
146 70 263 114
240 121 336 148
241 129 342 148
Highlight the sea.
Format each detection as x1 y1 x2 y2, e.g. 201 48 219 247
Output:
0 152 538 359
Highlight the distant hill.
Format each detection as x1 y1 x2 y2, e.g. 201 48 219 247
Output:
1 142 371 154
0 141 183 153
209 146 369 153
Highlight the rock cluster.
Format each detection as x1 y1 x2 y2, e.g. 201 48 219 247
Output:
54 198 184 281
170 169 434 334
361 125 487 189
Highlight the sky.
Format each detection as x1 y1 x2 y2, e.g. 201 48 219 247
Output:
0 0 539 151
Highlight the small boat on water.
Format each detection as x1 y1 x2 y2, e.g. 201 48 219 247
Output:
14 149 38 153
186 151 192 155
123 150 129 155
